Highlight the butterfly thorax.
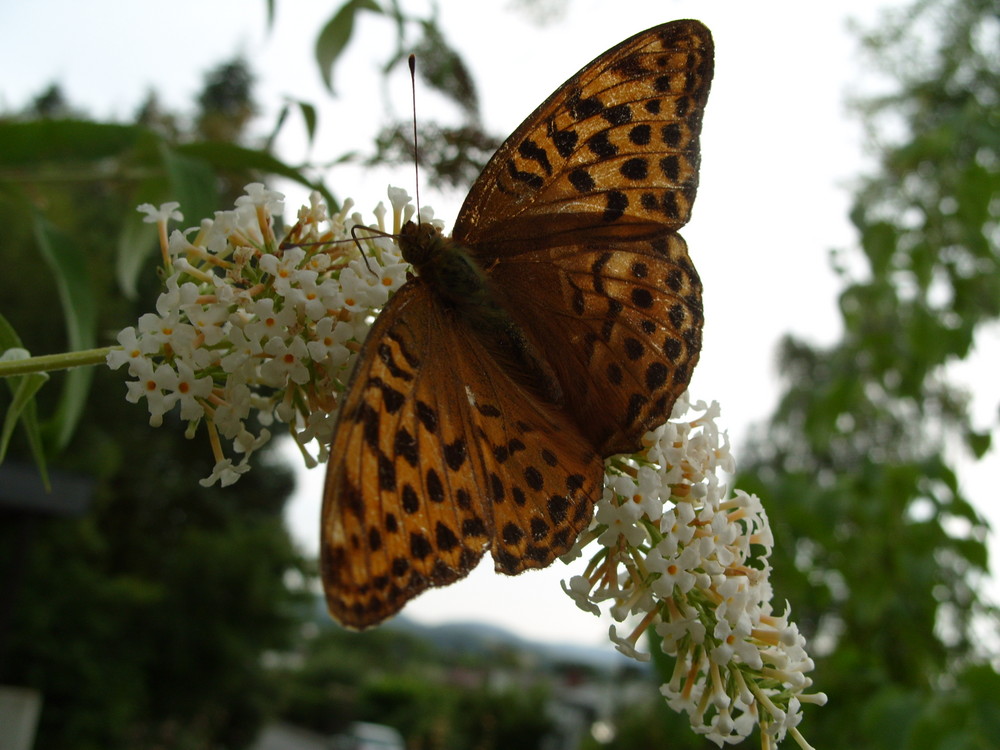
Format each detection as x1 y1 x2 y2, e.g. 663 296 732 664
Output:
399 220 564 405
398 220 493 313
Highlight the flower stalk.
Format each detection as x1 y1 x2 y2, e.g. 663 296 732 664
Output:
0 347 115 377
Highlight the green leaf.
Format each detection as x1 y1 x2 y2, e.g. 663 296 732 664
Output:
115 191 163 300
31 214 98 452
265 103 291 154
0 120 142 167
176 141 338 210
862 220 898 278
159 142 219 229
0 313 22 353
316 0 383 93
297 100 319 146
955 161 994 230
30 216 97 351
0 363 50 475
965 429 991 459
412 19 480 119
267 100 319 153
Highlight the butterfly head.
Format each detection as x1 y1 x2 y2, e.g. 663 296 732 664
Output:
398 220 447 268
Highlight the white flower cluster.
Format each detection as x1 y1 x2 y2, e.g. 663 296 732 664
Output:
107 184 427 486
562 395 826 749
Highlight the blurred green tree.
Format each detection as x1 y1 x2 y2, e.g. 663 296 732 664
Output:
274 624 555 750
729 0 999 747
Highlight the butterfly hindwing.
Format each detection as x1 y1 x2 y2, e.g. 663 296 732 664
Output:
322 282 604 628
454 19 714 252
490 231 703 455
445 317 605 577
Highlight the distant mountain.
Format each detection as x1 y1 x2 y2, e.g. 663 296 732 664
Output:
308 594 640 670
380 616 638 671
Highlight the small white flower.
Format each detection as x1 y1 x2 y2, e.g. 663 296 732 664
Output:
125 362 180 427
307 317 352 369
647 541 701 597
595 488 647 547
199 457 251 488
655 602 705 652
295 410 336 461
106 326 157 374
155 276 201 318
137 201 183 224
260 335 310 387
213 380 252 438
660 500 697 546
180 299 230 346
298 190 329 224
560 575 600 616
609 624 650 662
168 360 214 421
233 426 271 456
136 310 199 360
236 182 284 214
259 247 307 293
711 615 762 670
387 186 411 231
290 271 333 321
167 227 200 259
242 298 298 347
372 201 388 231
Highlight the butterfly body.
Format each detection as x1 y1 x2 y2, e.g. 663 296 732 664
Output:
399 220 566 405
323 19 714 628
397 221 491 313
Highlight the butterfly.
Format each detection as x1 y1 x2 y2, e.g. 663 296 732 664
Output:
322 19 714 629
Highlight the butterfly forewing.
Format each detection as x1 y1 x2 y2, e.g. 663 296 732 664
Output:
323 19 713 628
454 19 713 251
322 285 489 627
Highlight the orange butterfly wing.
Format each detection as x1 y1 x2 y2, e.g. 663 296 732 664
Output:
322 283 604 628
454 19 713 251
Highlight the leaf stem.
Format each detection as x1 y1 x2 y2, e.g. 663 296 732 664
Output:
0 347 116 377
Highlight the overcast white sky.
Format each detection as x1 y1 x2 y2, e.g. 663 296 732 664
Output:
4 0 996 648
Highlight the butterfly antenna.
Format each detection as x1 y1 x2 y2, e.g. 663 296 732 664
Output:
350 224 377 275
408 54 422 222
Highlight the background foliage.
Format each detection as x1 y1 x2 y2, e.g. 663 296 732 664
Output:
0 0 997 748
733 0 1000 747
0 62 305 749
